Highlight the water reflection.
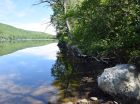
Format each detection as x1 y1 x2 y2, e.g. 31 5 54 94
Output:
51 47 103 101
0 40 56 56
51 50 81 98
0 43 59 104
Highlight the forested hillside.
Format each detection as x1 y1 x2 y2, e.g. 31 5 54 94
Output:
42 0 140 68
0 23 55 40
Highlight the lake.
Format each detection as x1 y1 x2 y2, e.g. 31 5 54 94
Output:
0 41 59 104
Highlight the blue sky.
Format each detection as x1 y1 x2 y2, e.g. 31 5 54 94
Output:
0 0 56 35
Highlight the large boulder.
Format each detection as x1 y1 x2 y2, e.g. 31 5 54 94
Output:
98 64 140 101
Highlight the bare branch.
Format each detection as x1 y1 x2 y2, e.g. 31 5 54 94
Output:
33 0 54 6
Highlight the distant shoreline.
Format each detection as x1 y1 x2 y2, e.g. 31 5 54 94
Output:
0 39 57 42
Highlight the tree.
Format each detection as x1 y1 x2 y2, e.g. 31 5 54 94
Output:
41 0 140 67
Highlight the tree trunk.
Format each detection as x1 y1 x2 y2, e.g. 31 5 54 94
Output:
63 0 73 40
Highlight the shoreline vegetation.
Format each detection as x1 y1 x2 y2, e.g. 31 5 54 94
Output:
38 0 140 104
51 43 117 104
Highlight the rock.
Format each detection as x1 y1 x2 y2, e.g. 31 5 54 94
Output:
98 64 140 100
98 99 104 103
77 99 89 104
90 97 98 101
62 102 73 104
102 101 114 104
113 101 118 104
82 77 93 83
71 45 82 55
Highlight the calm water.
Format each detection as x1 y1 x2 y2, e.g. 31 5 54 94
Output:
0 42 59 104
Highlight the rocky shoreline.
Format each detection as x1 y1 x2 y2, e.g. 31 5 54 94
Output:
63 97 118 104
50 42 140 104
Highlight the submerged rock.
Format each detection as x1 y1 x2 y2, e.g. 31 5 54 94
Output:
90 97 98 101
77 99 89 104
62 102 73 104
98 64 140 101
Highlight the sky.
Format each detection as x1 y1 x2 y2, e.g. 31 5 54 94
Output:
0 0 56 35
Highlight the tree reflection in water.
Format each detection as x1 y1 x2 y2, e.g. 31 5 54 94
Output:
51 50 80 98
51 45 107 102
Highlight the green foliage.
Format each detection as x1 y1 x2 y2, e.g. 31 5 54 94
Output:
76 0 140 63
0 23 55 40
50 0 140 66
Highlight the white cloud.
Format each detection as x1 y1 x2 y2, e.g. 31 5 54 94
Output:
12 18 56 35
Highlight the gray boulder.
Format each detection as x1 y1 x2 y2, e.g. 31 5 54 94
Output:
98 64 140 100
